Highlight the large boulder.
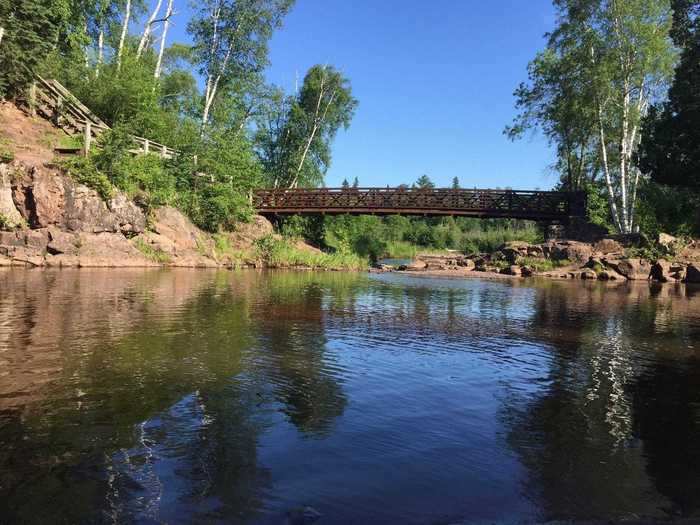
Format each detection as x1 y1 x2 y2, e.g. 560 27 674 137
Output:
594 238 624 255
651 260 672 282
151 206 201 251
658 233 678 251
500 241 530 263
12 167 66 228
580 268 598 280
227 215 274 249
598 269 625 281
46 227 80 255
108 193 146 236
457 258 475 270
605 258 651 280
686 264 700 283
540 240 592 263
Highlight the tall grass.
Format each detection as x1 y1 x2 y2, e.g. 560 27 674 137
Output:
460 225 542 255
255 236 368 270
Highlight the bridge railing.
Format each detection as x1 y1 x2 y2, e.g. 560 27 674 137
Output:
253 187 586 220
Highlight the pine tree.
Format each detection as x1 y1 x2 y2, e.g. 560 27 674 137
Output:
452 176 460 189
0 0 72 96
352 176 359 188
415 174 434 189
341 178 349 188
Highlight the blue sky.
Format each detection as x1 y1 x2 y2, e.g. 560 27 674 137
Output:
168 1 558 189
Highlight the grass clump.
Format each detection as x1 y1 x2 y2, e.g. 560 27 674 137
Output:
516 256 572 272
255 235 367 270
134 237 171 263
0 139 14 163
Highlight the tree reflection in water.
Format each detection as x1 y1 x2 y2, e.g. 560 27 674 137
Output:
1 270 700 523
504 281 700 521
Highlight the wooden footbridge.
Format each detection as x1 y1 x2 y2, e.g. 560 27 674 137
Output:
253 188 587 222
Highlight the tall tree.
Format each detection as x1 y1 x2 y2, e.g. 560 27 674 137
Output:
352 176 358 188
0 0 77 95
452 176 460 189
415 174 435 189
188 0 293 132
638 0 699 189
136 0 164 59
154 0 175 78
257 65 357 188
116 0 132 70
507 0 676 233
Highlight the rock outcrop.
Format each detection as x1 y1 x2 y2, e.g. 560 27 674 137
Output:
9 162 146 236
0 161 279 268
395 236 700 284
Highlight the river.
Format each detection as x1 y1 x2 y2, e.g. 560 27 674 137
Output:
1 269 699 524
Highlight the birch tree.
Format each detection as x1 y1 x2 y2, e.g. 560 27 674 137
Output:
136 0 164 59
116 0 132 70
154 0 174 78
257 65 357 188
188 0 293 133
507 0 675 233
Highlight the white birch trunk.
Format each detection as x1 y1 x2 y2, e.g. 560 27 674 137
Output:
137 0 164 59
200 5 222 132
288 70 327 188
154 0 174 78
597 102 624 233
116 0 132 71
96 26 104 77
619 84 630 233
0 27 4 48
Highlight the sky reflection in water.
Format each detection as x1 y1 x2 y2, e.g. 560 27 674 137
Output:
1 269 699 524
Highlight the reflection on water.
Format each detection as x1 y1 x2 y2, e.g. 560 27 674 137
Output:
1 269 699 524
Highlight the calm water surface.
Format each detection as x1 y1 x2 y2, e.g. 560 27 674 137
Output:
1 269 699 524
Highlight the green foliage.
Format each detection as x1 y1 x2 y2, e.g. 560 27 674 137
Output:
638 0 699 190
516 256 571 272
415 174 435 189
60 156 114 200
0 0 82 96
256 65 358 188
134 237 171 263
507 0 676 233
635 180 700 237
0 143 14 163
582 180 613 232
254 234 367 270
323 215 387 264
459 224 541 255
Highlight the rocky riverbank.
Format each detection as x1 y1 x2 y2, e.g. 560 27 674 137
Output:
0 160 326 269
382 237 700 284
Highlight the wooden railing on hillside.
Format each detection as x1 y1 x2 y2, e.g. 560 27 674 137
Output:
27 76 178 159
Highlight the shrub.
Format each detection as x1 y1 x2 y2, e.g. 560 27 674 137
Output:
60 157 114 200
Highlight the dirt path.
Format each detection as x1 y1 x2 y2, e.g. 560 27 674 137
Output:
0 102 66 166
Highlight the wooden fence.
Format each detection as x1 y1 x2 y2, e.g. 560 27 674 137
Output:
27 76 178 159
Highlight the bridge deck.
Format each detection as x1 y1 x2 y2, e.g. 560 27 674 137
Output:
254 188 586 221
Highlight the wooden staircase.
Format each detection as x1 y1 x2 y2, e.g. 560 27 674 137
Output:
27 76 178 159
